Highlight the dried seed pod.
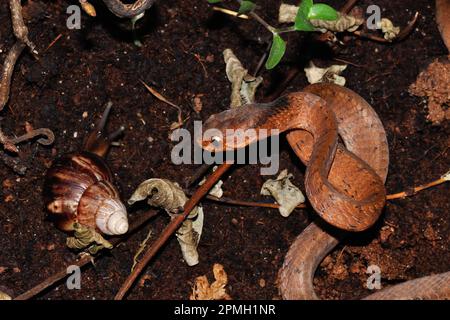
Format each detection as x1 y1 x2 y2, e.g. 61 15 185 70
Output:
43 103 128 236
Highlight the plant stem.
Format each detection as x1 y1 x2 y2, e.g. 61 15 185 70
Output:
275 26 297 34
235 0 275 33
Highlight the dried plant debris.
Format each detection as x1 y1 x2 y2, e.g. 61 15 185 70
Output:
0 290 12 300
141 81 185 130
0 41 25 111
278 4 363 32
377 18 400 41
304 61 347 86
409 57 450 124
260 169 305 217
79 0 97 17
9 0 37 54
66 223 113 255
199 166 224 198
223 49 263 108
190 263 232 300
278 3 299 23
129 178 203 266
177 207 204 266
131 227 153 272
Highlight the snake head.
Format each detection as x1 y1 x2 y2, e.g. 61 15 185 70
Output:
198 104 273 152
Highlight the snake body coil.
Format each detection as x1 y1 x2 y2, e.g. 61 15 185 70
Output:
200 83 450 299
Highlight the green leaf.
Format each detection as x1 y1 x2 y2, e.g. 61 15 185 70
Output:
298 0 313 17
265 34 286 70
294 0 315 31
207 0 222 3
308 3 339 21
238 1 256 15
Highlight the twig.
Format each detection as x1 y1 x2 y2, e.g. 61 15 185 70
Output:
0 41 26 111
192 171 450 210
0 127 55 153
44 34 63 53
190 192 307 210
213 1 275 33
9 0 38 56
353 12 419 43
252 41 272 77
141 80 184 129
114 162 233 300
340 0 360 15
13 209 159 300
386 173 449 200
396 12 419 42
0 127 19 153
333 58 365 68
212 7 249 19
353 30 391 43
131 227 153 272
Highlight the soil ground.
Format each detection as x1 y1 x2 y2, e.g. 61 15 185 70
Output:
0 0 448 299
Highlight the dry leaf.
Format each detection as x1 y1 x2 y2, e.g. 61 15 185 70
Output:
261 169 305 217
304 61 347 86
223 49 262 108
141 80 184 130
377 18 400 41
279 4 363 32
129 178 203 266
0 291 11 300
190 263 232 300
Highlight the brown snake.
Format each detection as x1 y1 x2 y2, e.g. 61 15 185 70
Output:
199 83 450 299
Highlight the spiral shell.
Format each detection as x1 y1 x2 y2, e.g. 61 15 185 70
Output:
43 151 128 235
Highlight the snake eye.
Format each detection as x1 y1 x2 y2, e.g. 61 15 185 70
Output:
209 136 222 148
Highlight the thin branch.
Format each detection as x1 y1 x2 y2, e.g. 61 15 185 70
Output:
340 0 360 15
386 174 448 200
0 41 25 111
195 174 450 209
212 6 249 19
353 11 419 43
114 162 233 300
194 192 307 210
0 127 55 153
9 0 37 55
13 209 159 300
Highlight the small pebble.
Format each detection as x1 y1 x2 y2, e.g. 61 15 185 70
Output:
380 226 395 243
424 224 439 241
82 111 88 118
2 179 13 189
231 218 238 225
258 278 266 288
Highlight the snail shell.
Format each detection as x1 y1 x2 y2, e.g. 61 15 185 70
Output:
43 151 128 236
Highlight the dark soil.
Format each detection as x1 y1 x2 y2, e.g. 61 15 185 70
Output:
0 0 448 300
